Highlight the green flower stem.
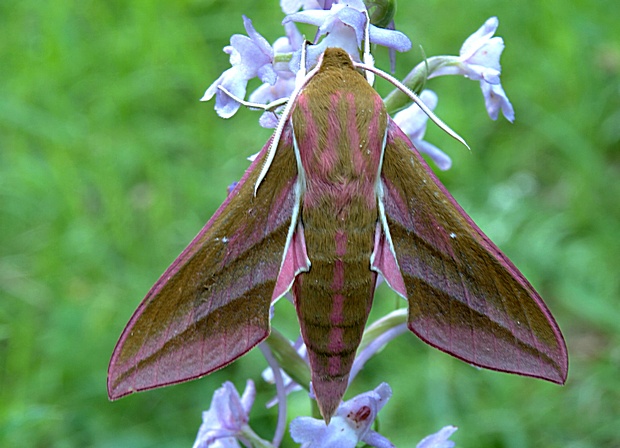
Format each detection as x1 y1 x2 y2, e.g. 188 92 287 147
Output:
364 0 397 28
273 52 293 64
383 55 459 114
358 308 407 352
239 424 275 448
265 328 312 392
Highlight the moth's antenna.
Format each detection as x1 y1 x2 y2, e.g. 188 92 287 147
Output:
298 38 309 79
254 42 322 196
362 11 375 86
217 87 288 112
355 61 470 150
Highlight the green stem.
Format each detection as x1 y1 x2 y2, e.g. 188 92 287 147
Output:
383 56 459 114
358 308 407 352
239 424 275 448
265 328 312 392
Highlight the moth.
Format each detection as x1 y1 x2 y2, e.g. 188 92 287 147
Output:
108 47 568 421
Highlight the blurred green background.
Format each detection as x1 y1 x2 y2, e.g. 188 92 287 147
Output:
1 0 618 446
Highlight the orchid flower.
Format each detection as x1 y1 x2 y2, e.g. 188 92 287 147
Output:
284 0 409 68
249 21 303 128
290 383 394 447
201 16 277 118
429 17 514 121
193 381 271 448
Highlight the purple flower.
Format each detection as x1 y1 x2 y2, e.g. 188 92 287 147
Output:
251 21 302 101
393 90 453 170
201 17 277 118
290 383 394 447
204 2 413 123
249 21 303 127
431 17 503 83
416 426 458 448
430 17 514 121
284 0 410 67
192 381 255 448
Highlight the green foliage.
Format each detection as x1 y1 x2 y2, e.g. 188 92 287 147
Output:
1 0 618 446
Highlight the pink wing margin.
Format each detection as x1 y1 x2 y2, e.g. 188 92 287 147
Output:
380 119 568 384
108 127 298 399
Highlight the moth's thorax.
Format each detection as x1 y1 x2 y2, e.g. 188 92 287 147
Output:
292 56 388 212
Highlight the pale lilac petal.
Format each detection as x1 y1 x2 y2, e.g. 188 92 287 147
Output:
430 17 504 83
392 90 452 169
281 0 303 14
342 0 367 9
425 18 514 122
228 35 267 77
369 25 411 52
287 3 366 42
306 23 362 64
248 82 278 104
193 427 239 448
227 181 238 195
465 36 503 77
201 67 246 118
416 426 458 448
363 431 396 448
243 16 274 60
365 382 391 413
284 2 411 53
239 381 256 414
481 80 514 121
195 436 240 448
415 140 452 170
290 383 393 447
393 90 438 139
215 382 250 425
248 71 296 128
431 58 501 83
192 381 255 448
460 16 499 60
316 0 333 8
249 72 296 104
333 5 366 46
258 112 280 128
280 0 325 13
231 17 277 84
285 8 330 28
256 64 278 85
243 20 301 124
290 417 334 447
275 21 304 55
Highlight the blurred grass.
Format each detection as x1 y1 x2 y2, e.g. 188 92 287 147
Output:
1 0 619 446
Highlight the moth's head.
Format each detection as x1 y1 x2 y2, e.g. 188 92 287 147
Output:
316 47 355 72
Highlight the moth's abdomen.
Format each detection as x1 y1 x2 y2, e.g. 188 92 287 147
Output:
293 201 377 420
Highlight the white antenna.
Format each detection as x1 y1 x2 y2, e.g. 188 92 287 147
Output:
354 60 470 150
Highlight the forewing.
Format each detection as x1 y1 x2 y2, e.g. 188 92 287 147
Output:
380 120 568 383
108 127 298 399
